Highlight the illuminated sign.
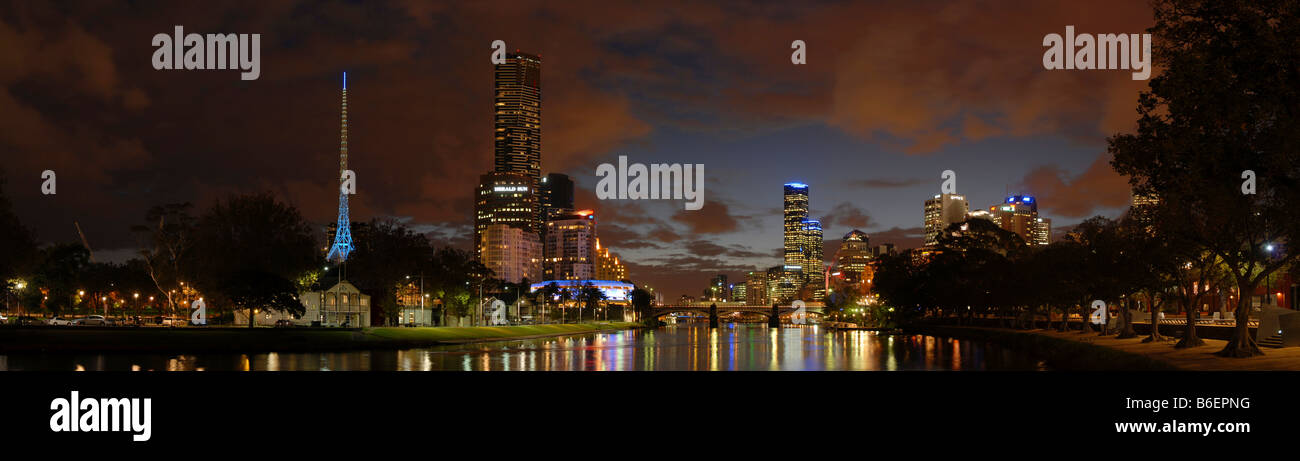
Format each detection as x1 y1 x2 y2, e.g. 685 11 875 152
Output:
493 186 529 193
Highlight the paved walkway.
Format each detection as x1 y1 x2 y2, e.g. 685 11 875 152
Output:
1022 328 1300 371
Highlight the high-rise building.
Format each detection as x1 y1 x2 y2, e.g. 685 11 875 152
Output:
474 171 539 260
800 220 825 300
924 193 970 246
494 52 542 190
833 230 872 285
707 274 729 301
479 224 541 284
1033 217 1051 246
746 271 768 306
986 195 1048 246
539 173 574 224
543 210 597 280
768 265 799 304
870 243 896 259
731 283 747 303
783 183 810 271
594 238 627 281
782 182 825 301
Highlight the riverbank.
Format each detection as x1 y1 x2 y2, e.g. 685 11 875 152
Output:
904 324 1180 370
907 324 1300 370
0 322 641 354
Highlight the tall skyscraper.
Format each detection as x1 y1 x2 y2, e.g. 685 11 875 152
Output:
539 172 574 223
494 52 542 192
746 270 769 306
801 219 825 299
923 193 970 246
783 183 810 271
782 182 825 301
543 210 597 281
474 171 539 260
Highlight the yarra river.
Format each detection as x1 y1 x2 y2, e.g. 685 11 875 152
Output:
0 323 1049 371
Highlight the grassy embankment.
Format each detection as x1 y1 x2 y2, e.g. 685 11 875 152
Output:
0 322 640 354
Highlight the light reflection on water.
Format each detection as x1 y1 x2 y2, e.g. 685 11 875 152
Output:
0 324 1048 371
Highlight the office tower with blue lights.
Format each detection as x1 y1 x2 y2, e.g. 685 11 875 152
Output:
782 182 825 301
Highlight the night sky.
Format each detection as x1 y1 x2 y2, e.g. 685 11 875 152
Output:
2 1 1153 298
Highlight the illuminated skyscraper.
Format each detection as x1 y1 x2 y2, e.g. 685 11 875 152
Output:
480 224 541 283
923 193 970 246
494 52 542 191
801 219 825 300
474 171 539 260
783 183 810 271
986 195 1049 246
543 210 597 281
833 230 872 285
539 172 574 224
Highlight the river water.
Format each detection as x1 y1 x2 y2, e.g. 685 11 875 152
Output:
0 323 1048 371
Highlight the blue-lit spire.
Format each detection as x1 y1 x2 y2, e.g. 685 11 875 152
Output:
327 71 354 263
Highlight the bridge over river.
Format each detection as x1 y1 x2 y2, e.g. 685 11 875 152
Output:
652 303 825 328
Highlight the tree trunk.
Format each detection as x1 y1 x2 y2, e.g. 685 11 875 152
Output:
1078 302 1092 333
248 306 255 329
1142 299 1166 343
1217 281 1263 357
1116 298 1137 339
1174 295 1203 348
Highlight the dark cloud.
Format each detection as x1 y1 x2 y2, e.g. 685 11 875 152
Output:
870 226 924 249
1017 153 1131 218
671 200 743 234
819 202 873 230
847 178 926 189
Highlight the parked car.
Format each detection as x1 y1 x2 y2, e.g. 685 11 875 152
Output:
75 315 109 326
274 319 295 328
49 317 74 326
14 316 46 326
0 313 6 324
154 315 185 326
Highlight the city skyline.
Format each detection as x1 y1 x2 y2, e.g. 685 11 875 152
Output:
1 1 1146 298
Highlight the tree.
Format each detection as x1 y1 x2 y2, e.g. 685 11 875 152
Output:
630 287 655 326
577 281 607 321
0 168 38 298
25 244 92 316
190 193 320 328
1110 0 1300 357
131 203 197 319
346 219 434 325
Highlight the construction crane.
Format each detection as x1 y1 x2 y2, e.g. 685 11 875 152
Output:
75 221 94 262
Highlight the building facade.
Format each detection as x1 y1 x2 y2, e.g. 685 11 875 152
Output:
924 193 970 246
474 171 539 261
543 210 597 280
494 52 542 193
594 238 627 281
480 223 541 284
986 195 1049 246
540 172 574 224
